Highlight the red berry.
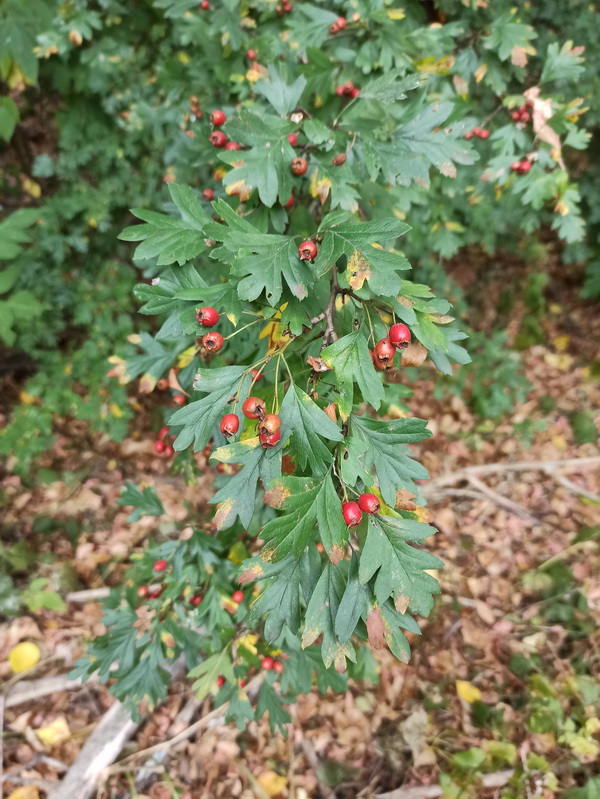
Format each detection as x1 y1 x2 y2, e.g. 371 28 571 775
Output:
479 128 490 139
472 127 483 137
371 350 387 371
273 661 285 675
159 426 170 439
240 679 247 687
210 110 227 126
173 394 186 406
329 21 339 34
336 16 347 29
251 368 263 381
137 585 149 599
148 586 164 599
196 306 219 326
373 337 396 369
519 159 532 174
246 48 257 61
224 141 241 151
389 323 411 349
163 444 175 457
511 160 522 172
520 111 530 123
316 542 325 553
153 559 168 573
232 590 244 603
261 656 275 671
464 130 473 140
259 414 281 436
511 111 522 122
260 429 281 449
202 331 224 353
242 396 266 419
342 501 362 528
288 132 298 146
283 2 292 11
343 81 354 95
284 195 294 208
351 87 360 98
202 188 215 201
190 593 203 606
291 157 308 176
154 440 166 453
210 130 227 148
220 413 240 437
332 153 346 167
358 492 380 514
217 675 226 688
200 0 209 8
157 378 169 390
335 85 345 97
298 240 318 261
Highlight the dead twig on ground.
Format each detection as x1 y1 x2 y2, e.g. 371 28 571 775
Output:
376 769 514 799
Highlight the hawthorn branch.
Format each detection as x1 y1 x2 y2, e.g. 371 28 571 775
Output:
320 268 339 349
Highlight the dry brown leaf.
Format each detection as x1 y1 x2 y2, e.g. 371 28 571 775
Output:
400 341 428 367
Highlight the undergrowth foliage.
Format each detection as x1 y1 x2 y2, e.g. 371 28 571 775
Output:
0 0 594 729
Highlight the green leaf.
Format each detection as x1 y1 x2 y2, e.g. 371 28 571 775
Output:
255 64 307 117
541 41 585 83
570 411 598 445
220 109 295 207
452 747 487 770
0 208 41 261
341 415 431 506
256 680 292 734
316 217 411 296
171 366 251 452
321 332 386 420
566 777 600 799
483 14 536 62
0 97 19 142
244 553 308 641
358 514 442 616
0 265 20 294
189 650 235 701
117 482 164 522
118 184 210 266
360 72 424 103
302 563 356 672
209 443 281 530
279 384 342 474
335 554 370 643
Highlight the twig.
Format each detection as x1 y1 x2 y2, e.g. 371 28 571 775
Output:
553 474 600 503
320 268 339 350
5 674 93 709
425 456 600 490
466 475 540 524
375 769 514 799
1 755 68 784
66 588 111 603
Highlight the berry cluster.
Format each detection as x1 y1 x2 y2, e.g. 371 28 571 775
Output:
153 425 175 457
329 16 346 34
342 492 380 527
511 159 532 175
196 306 225 354
511 104 531 124
464 126 490 140
370 323 411 371
335 81 360 99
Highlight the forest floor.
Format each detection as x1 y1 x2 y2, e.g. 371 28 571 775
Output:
1 249 599 799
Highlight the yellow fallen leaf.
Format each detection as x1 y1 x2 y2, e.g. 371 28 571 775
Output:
257 770 287 797
36 716 71 746
9 642 41 674
7 787 40 799
553 335 569 352
456 679 482 704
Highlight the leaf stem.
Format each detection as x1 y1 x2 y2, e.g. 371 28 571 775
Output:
223 319 261 340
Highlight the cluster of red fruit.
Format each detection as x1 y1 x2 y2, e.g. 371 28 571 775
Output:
153 425 175 457
196 306 225 354
189 96 202 119
208 109 242 151
136 558 170 601
510 159 532 175
370 323 411 371
342 492 380 527
511 104 531 124
329 16 346 34
335 81 360 99
156 380 187 407
276 0 292 13
464 126 490 140
220 400 281 449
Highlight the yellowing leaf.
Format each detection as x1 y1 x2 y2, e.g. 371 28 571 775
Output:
7 787 40 799
414 56 454 75
110 402 124 418
309 170 332 204
257 770 287 797
177 51 190 64
474 64 488 83
347 250 370 291
237 633 258 655
36 716 71 746
19 391 38 405
177 345 196 369
139 372 157 393
22 178 41 198
226 179 253 202
387 8 405 19
456 679 481 704
9 642 41 674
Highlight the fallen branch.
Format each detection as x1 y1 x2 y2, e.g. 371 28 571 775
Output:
553 473 600 503
5 674 94 709
65 588 111 603
375 769 514 799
